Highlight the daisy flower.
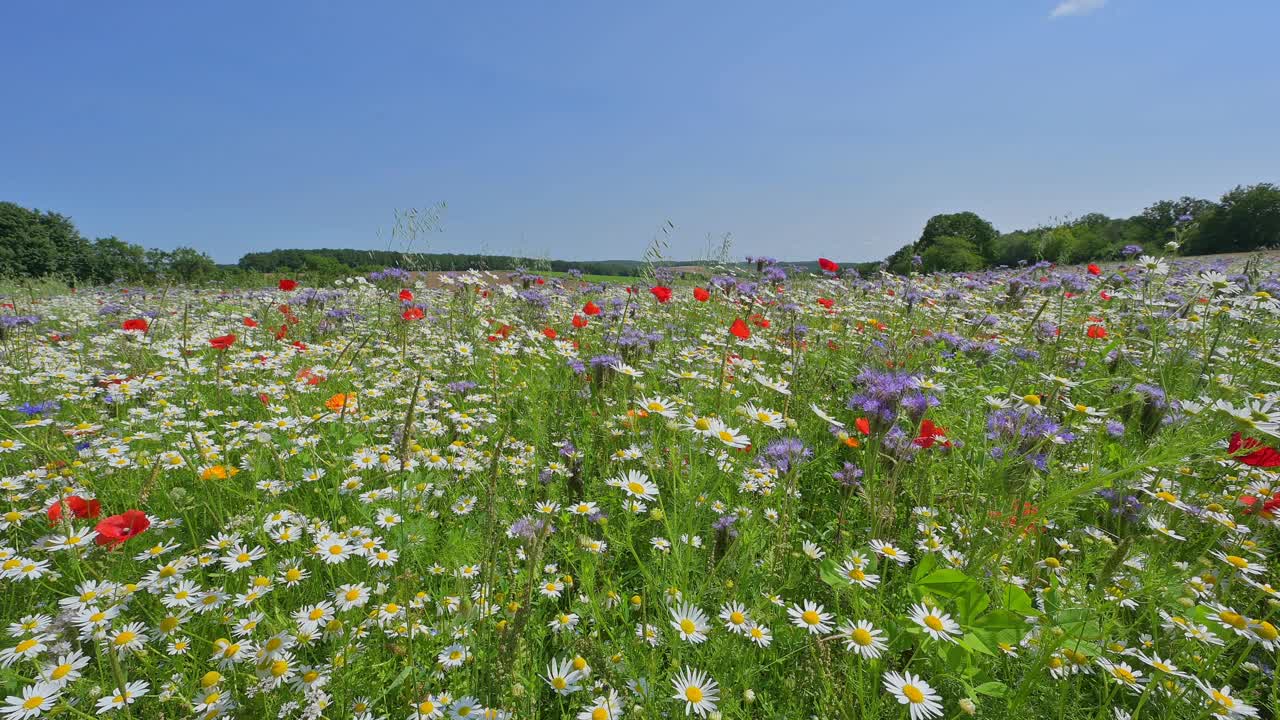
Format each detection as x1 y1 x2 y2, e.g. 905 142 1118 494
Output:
883 671 943 720
870 540 910 565
2 681 61 719
669 603 709 644
909 603 961 643
788 600 833 635
670 666 719 718
719 602 751 634
835 619 887 659
95 680 149 714
543 657 582 696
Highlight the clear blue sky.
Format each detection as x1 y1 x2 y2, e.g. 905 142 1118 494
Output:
3 1 1277 264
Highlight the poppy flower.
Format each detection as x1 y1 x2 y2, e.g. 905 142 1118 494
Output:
729 318 751 340
582 301 601 316
650 286 673 303
243 317 259 327
94 510 149 547
402 308 424 321
572 314 589 329
914 419 951 449
274 325 288 341
209 334 237 350
855 417 871 435
47 496 101 525
1087 264 1101 276
121 318 149 332
278 279 298 291
295 367 325 385
543 327 558 340
817 298 834 310
1100 291 1112 301
1086 324 1107 339
325 393 353 412
1229 433 1280 468
818 258 840 273
399 289 414 302
693 287 710 302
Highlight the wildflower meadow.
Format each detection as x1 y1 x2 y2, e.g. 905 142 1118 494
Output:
3 253 1280 720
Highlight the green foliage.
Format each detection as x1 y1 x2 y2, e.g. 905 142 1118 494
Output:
237 248 645 278
918 212 999 260
920 235 983 272
886 182 1280 273
1184 183 1280 255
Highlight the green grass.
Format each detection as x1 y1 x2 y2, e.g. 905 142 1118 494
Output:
1 257 1279 720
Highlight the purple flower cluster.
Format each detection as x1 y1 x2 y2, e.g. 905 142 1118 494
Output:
847 370 936 427
367 267 411 282
759 438 812 474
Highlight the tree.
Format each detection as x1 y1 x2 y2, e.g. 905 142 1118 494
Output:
145 247 217 282
918 212 999 261
88 237 149 283
1185 184 1280 255
920 236 983 272
1139 196 1216 246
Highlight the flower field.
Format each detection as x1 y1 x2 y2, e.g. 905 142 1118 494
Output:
2 255 1280 720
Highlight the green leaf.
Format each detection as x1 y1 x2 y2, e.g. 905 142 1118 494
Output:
974 681 1008 697
960 632 995 657
818 558 846 589
913 569 972 598
1000 584 1038 616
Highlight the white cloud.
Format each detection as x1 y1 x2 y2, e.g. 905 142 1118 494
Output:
1050 0 1106 18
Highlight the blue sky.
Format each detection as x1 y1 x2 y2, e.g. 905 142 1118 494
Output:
3 1 1277 264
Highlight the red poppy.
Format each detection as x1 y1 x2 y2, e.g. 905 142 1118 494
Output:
296 367 325 385
729 318 751 340
94 510 149 547
402 307 424 321
818 258 840 273
649 286 672 303
1229 432 1280 468
543 327 558 340
274 325 288 340
855 417 871 435
914 419 951 448
243 317 259 328
1100 291 1112 301
278 304 293 315
291 340 308 352
121 318 149 332
209 334 237 350
1087 264 1101 276
47 496 101 525
817 298 834 309
399 289 414 302
278 279 298 292
1086 324 1107 339
572 314 589 329
582 301 601 316
693 287 710 302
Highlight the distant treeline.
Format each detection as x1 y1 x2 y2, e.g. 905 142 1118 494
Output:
879 182 1280 273
5 182 1278 285
0 201 218 284
237 248 645 278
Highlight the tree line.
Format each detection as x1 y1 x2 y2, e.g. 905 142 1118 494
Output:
5 182 1279 285
878 182 1280 274
236 248 644 278
0 202 218 284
